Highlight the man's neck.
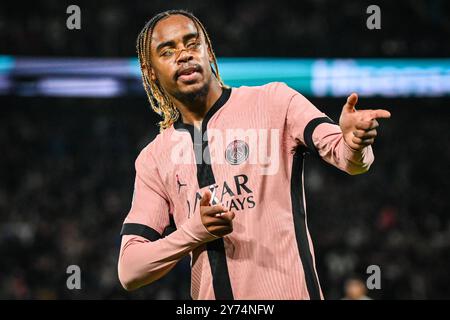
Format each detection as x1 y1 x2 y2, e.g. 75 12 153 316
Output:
172 80 223 130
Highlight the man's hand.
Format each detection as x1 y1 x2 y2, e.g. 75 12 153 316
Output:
200 190 235 237
339 93 391 151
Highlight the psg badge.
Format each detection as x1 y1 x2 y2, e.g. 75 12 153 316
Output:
225 140 249 165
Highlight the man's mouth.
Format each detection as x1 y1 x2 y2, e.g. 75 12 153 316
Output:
177 66 201 83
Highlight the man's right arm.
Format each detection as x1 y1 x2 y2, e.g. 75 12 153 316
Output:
118 148 233 291
118 210 218 291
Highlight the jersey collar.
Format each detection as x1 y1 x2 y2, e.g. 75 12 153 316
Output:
173 87 232 133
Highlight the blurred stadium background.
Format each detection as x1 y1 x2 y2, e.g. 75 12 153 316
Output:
0 0 449 299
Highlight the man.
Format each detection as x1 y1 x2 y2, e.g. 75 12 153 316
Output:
118 9 391 299
342 276 373 300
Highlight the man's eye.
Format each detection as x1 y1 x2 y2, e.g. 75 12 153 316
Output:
187 41 200 49
161 49 174 57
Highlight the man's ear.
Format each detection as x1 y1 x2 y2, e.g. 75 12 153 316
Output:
207 46 214 64
142 63 157 82
150 68 157 82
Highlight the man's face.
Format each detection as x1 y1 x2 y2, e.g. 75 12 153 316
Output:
148 15 214 100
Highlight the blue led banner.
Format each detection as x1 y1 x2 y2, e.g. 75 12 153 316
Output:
1 56 449 97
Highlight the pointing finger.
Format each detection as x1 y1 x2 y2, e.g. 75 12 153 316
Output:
370 109 391 119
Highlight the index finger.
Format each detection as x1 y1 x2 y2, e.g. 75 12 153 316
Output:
370 109 391 120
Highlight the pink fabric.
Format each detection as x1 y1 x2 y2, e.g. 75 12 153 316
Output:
118 82 374 299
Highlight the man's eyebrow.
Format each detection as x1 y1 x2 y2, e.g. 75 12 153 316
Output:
182 32 199 42
155 32 199 53
156 40 176 53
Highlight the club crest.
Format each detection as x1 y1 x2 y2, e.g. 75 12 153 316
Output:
225 140 249 165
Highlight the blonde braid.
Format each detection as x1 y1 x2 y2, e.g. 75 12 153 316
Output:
136 10 227 132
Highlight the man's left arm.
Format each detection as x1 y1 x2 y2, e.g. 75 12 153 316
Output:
285 86 391 175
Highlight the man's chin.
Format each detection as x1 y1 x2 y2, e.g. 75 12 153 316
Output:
175 81 209 101
177 79 203 91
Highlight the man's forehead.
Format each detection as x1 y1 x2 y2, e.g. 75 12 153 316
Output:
151 15 198 45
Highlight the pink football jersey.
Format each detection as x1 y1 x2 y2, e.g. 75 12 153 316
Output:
118 82 374 299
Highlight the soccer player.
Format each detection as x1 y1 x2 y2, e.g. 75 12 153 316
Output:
117 10 391 299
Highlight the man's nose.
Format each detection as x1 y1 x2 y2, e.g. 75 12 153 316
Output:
176 48 193 64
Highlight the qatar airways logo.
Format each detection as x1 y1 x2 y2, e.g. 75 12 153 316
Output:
170 128 280 175
187 174 255 218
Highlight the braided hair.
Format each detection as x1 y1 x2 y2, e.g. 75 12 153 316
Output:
136 10 227 131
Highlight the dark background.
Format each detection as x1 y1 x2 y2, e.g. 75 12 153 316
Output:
2 0 449 58
0 0 449 299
